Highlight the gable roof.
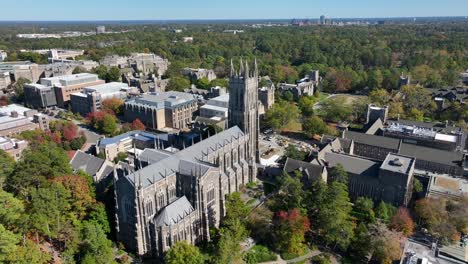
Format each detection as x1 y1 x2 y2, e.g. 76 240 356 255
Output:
154 196 195 227
127 126 245 188
284 158 324 181
344 130 400 150
70 150 105 176
399 143 464 167
324 152 380 177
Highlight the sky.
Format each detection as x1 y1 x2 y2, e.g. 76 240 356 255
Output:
1 0 468 21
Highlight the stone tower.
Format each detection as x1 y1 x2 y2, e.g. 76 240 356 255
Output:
229 59 259 179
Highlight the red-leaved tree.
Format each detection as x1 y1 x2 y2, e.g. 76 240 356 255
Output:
273 208 310 255
131 119 145 131
62 122 78 141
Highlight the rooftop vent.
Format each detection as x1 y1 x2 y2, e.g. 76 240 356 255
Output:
390 158 403 167
10 111 18 118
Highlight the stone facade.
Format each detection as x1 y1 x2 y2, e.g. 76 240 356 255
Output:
114 60 259 257
124 92 199 130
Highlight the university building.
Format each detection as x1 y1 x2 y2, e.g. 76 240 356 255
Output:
114 59 259 257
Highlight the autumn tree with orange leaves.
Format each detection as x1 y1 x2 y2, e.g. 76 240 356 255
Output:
101 98 124 116
390 207 414 236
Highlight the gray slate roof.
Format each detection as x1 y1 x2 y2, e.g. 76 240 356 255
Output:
399 143 464 167
344 130 400 150
70 150 105 176
324 152 380 177
98 130 169 147
284 158 323 178
127 126 245 188
154 196 194 227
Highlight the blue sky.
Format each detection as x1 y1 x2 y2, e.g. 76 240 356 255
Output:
2 0 467 21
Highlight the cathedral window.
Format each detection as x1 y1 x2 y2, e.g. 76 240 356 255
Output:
168 186 176 201
145 199 154 216
207 187 215 205
121 196 133 223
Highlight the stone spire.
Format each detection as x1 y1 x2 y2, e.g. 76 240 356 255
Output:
230 59 235 77
254 58 258 77
244 60 250 79
239 58 244 77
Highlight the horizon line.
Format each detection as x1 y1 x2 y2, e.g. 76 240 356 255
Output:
0 15 467 23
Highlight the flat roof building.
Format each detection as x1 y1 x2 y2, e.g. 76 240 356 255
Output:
0 104 40 137
40 73 105 107
24 83 57 109
124 91 199 130
0 136 28 161
71 82 132 116
200 94 229 119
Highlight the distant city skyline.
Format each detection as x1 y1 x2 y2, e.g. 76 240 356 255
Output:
1 0 468 21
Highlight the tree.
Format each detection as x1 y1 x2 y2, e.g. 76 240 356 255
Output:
7 239 52 264
414 198 462 244
7 143 73 197
0 149 15 187
390 207 414 236
348 223 372 262
368 89 390 107
318 97 352 122
0 224 19 262
195 77 211 89
368 69 383 89
298 96 316 117
72 66 87 74
323 69 353 93
164 241 205 264
101 98 124 116
352 197 375 224
28 183 73 239
264 100 301 131
285 145 308 161
106 66 121 82
413 178 423 193
210 78 229 89
93 65 109 80
62 122 79 142
369 222 404 264
86 111 118 135
80 222 116 264
88 203 111 234
0 189 25 231
12 77 31 101
131 118 146 130
375 201 396 223
328 164 348 184
216 218 248 264
52 175 95 219
273 172 306 211
225 192 250 225
0 95 9 106
273 209 310 255
167 76 191 92
303 116 330 137
312 182 355 250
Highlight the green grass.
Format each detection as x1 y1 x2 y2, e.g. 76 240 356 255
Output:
244 245 277 264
